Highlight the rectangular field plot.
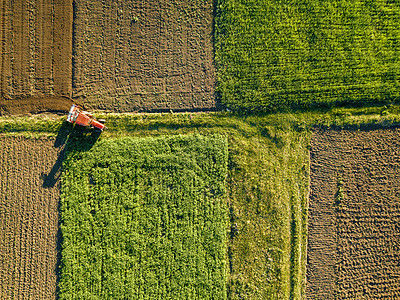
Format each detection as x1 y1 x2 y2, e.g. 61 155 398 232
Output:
60 135 228 299
308 128 400 299
0 136 63 299
72 0 217 112
215 0 400 110
0 0 73 99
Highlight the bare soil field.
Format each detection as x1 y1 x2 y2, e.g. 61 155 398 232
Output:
72 0 217 112
308 127 400 299
0 0 73 115
0 96 73 116
0 135 63 299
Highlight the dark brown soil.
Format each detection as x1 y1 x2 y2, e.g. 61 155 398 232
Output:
0 0 73 114
0 135 63 299
72 0 217 112
308 127 400 299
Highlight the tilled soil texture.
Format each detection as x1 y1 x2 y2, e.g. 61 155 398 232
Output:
72 0 217 112
0 135 63 299
307 128 400 299
0 96 73 116
0 0 73 115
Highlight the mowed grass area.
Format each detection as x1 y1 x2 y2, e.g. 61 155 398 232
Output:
59 135 228 299
215 0 400 111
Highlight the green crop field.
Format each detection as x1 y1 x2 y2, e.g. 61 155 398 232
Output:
215 0 400 111
59 135 228 299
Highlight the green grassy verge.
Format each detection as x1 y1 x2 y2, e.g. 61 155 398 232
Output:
59 135 228 299
215 0 400 111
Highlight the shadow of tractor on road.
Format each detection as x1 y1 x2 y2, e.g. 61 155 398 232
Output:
42 121 102 188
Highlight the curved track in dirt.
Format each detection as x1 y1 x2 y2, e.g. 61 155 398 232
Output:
0 96 73 116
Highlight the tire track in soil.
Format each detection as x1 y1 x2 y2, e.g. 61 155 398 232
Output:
35 0 52 95
308 127 400 299
53 0 73 97
0 135 63 300
0 0 11 97
12 0 25 96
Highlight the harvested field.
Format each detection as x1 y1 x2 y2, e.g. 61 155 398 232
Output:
0 0 73 114
308 127 400 299
0 135 63 299
72 0 217 112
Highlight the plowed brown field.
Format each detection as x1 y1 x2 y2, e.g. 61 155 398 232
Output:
0 136 62 299
308 128 400 299
72 0 217 112
0 0 73 115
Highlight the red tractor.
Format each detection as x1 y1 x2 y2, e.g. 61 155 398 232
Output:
66 104 107 131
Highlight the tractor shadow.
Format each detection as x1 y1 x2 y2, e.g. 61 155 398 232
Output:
42 122 101 188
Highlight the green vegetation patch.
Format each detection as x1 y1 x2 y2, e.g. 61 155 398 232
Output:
215 0 400 111
101 112 311 299
59 134 228 299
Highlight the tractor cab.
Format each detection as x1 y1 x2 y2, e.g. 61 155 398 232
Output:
67 104 106 131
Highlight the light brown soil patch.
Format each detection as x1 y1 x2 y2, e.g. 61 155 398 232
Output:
72 0 217 112
0 0 73 113
308 127 400 299
0 135 63 299
0 96 73 116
